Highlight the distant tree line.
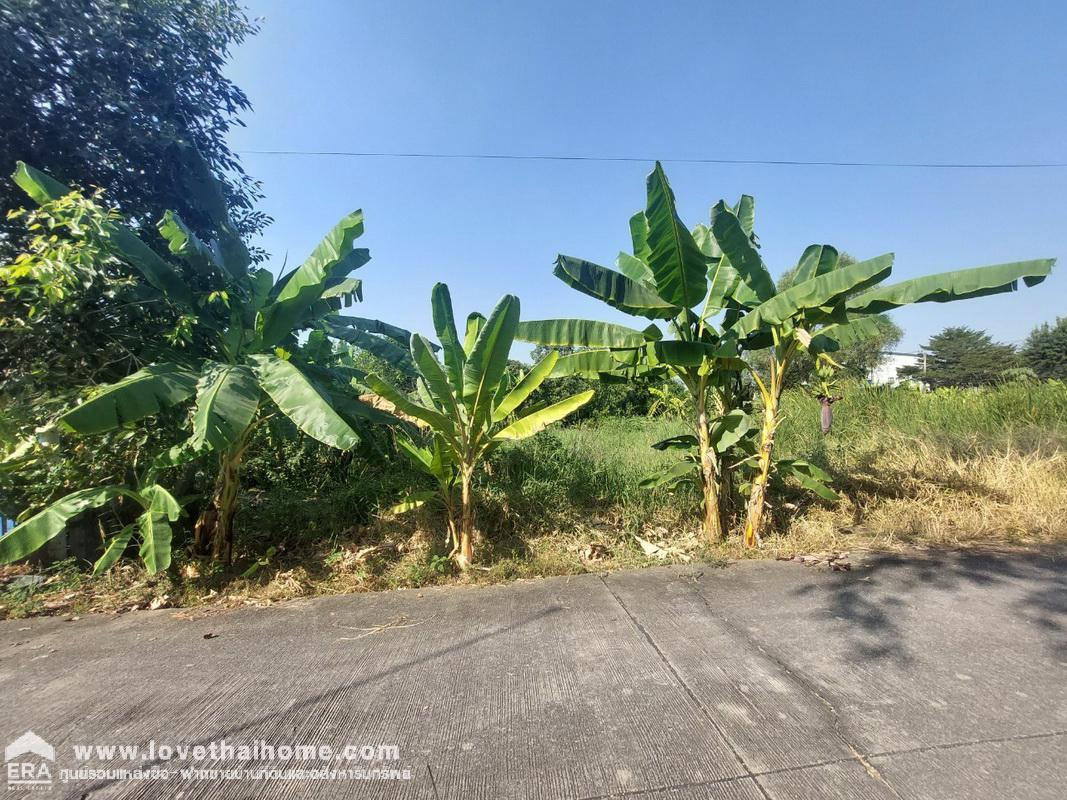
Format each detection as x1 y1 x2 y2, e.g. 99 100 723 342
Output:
900 319 1067 388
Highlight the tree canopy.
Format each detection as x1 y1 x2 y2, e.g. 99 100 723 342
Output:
0 0 265 258
901 326 1018 388
0 0 264 519
1022 317 1067 380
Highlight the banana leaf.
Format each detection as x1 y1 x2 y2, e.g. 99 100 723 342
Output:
248 355 360 450
616 251 654 284
650 434 698 451
792 244 840 285
58 364 199 434
709 409 754 452
464 312 486 354
629 210 652 263
325 323 416 375
493 390 594 441
644 162 708 308
429 283 466 389
325 315 416 346
0 486 128 563
92 523 136 576
389 491 439 515
847 259 1054 315
710 201 776 302
364 373 456 436
553 255 680 319
777 459 840 501
261 210 369 345
732 253 894 336
462 295 520 421
138 511 173 573
158 210 222 277
639 460 699 489
515 319 648 349
410 334 460 417
734 195 756 238
493 351 558 421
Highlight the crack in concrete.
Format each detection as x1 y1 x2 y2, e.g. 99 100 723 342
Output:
693 589 905 798
868 728 1066 760
574 770 757 800
849 743 902 798
597 575 774 800
427 762 441 799
572 729 1067 800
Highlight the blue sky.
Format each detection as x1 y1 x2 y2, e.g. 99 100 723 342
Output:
227 0 1066 355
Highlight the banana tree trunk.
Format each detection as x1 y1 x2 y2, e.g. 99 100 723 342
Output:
442 490 460 556
743 387 780 548
695 392 724 542
454 468 475 570
193 442 244 565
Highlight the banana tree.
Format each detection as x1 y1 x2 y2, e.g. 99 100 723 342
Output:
720 234 1055 546
522 161 1055 548
0 476 182 575
3 162 409 566
516 162 756 542
369 284 593 569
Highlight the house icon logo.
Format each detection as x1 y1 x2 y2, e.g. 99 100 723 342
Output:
5 731 54 789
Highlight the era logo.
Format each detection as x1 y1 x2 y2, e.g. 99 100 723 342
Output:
5 731 54 789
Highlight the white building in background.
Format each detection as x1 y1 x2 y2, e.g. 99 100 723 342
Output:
868 351 927 386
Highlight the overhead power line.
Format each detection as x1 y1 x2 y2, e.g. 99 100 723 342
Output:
237 149 1067 170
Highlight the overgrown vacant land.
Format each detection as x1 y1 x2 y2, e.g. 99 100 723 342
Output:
4 380 1063 617
490 381 1067 556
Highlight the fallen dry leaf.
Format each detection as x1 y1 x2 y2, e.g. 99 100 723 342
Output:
787 551 852 570
634 534 692 563
578 543 610 562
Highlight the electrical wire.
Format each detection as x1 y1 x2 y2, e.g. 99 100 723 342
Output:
237 149 1067 169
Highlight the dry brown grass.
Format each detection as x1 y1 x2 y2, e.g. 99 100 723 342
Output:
747 434 1067 559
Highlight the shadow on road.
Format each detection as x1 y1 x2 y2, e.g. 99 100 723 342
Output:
793 548 1067 665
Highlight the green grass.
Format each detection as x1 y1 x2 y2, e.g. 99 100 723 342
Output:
492 380 1067 533
168 379 1067 558
776 380 1067 457
5 380 1065 618
488 416 693 525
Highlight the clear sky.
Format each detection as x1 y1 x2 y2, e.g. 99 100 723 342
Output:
226 0 1066 356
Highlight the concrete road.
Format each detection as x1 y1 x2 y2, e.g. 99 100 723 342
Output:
1 549 1064 799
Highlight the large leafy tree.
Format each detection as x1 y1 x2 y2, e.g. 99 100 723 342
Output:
0 186 197 521
0 162 406 566
0 0 266 257
900 327 1018 388
373 284 592 569
1021 317 1067 380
